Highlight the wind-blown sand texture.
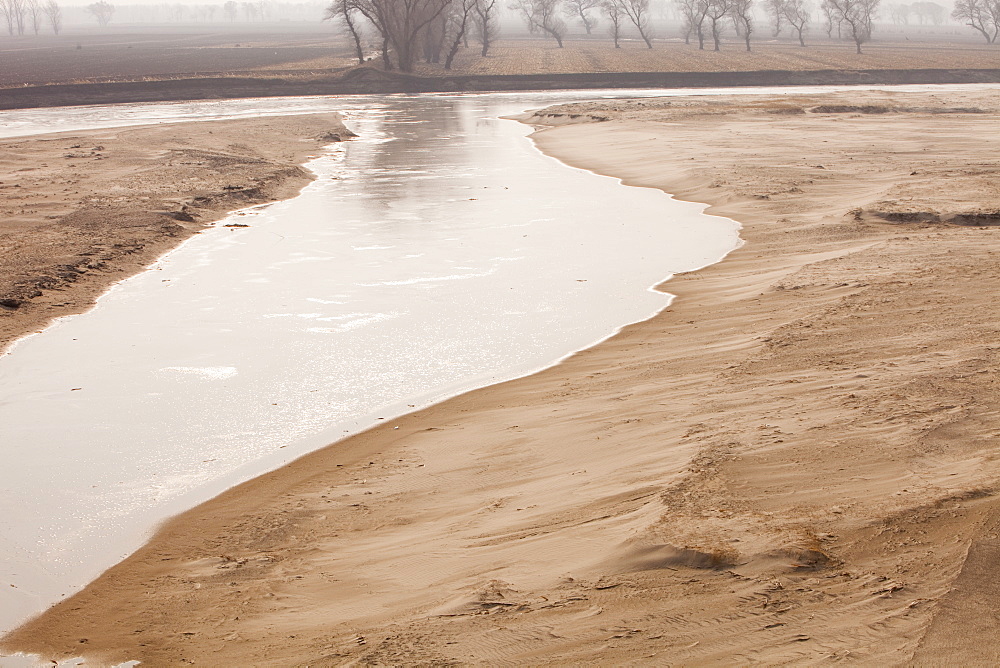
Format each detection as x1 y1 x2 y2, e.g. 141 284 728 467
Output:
0 113 353 352
4 87 1000 665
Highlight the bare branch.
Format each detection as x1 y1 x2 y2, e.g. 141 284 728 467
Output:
824 0 879 53
510 0 567 46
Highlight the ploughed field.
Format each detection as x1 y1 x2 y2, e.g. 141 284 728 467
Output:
425 36 999 76
0 28 355 87
0 25 995 88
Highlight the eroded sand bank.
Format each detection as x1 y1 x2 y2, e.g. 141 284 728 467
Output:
4 88 1000 665
0 113 353 352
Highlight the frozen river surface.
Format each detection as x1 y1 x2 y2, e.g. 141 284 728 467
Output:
0 89 750 633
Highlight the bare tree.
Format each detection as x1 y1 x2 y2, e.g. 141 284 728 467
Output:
781 0 809 44
620 0 654 46
887 2 910 23
223 0 237 19
824 0 879 52
729 0 752 49
86 0 114 26
442 0 474 66
986 0 999 37
350 0 455 70
25 0 40 33
43 0 59 32
1 0 28 35
603 0 625 45
324 0 366 63
910 0 943 23
706 0 731 49
473 0 499 55
563 0 599 32
15 0 27 34
674 0 691 42
820 0 840 34
764 0 783 34
675 0 709 46
421 11 446 63
511 0 567 46
0 0 15 35
952 0 998 42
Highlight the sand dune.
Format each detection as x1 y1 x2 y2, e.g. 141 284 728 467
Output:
3 87 1000 665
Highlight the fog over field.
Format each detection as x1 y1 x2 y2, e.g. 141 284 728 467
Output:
0 0 976 38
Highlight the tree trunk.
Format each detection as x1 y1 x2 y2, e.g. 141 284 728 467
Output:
444 15 468 68
542 25 564 46
397 45 415 71
638 26 652 47
381 36 393 69
344 8 365 64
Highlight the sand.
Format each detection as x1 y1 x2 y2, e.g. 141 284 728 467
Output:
0 113 353 353
3 87 1000 665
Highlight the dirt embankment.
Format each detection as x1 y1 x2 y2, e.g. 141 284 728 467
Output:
4 88 1000 665
0 114 353 352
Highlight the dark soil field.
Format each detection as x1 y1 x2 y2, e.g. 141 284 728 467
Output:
1 22 996 86
0 26 353 86
0 22 995 107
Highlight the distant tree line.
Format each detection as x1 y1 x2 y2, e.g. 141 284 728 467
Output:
87 0 114 25
678 0 882 51
885 0 943 25
1 0 328 29
1 0 62 34
103 1 323 24
324 0 902 72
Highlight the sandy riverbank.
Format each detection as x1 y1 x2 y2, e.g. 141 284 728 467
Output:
4 87 1000 665
0 113 353 353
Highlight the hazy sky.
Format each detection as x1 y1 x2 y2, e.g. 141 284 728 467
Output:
55 0 959 11
53 0 961 27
